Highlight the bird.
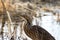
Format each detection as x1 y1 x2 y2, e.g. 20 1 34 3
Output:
20 14 55 40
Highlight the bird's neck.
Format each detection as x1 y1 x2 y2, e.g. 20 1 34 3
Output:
21 14 32 26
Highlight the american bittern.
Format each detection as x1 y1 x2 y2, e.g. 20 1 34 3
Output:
20 14 55 40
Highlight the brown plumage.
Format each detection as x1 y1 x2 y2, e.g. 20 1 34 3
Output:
21 14 55 40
